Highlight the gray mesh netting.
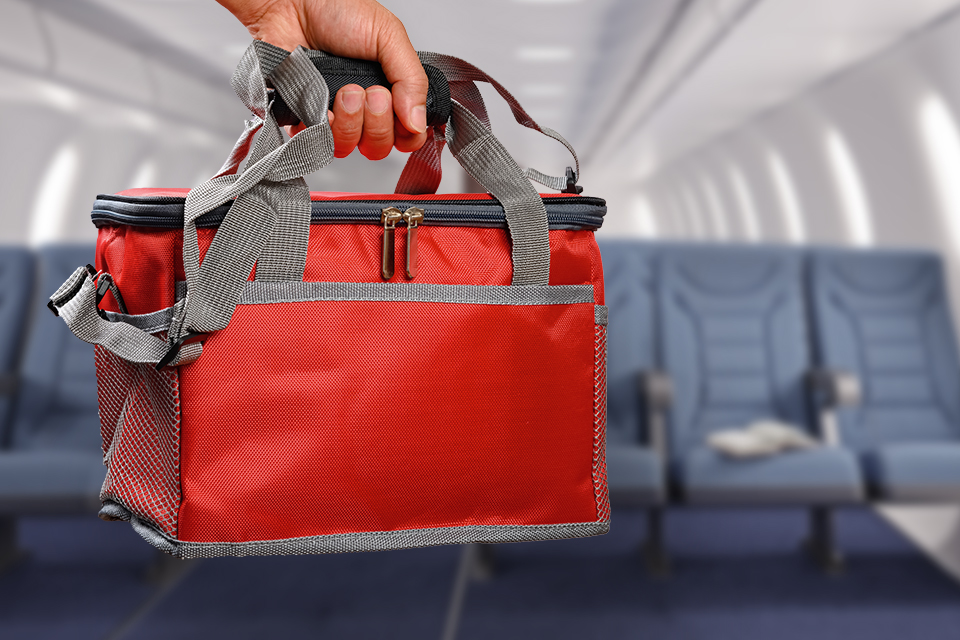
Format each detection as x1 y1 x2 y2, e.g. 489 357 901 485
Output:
95 346 182 537
593 324 611 523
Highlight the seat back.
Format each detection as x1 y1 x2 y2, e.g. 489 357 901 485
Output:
598 240 659 446
10 245 99 451
657 245 813 461
0 247 35 447
808 249 960 450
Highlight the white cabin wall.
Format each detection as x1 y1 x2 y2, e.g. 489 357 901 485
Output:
641 6 960 324
0 0 244 246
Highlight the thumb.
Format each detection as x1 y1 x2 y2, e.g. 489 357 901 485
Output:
376 20 428 134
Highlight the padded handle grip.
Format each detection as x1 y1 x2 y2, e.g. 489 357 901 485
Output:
271 53 451 129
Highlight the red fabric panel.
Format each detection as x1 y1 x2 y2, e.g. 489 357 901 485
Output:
302 226 602 297
95 227 181 314
177 300 598 542
301 225 514 285
96 226 602 311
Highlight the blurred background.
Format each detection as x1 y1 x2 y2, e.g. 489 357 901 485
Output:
5 0 960 638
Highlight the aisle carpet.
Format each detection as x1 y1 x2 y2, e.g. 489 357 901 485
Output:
2 508 958 640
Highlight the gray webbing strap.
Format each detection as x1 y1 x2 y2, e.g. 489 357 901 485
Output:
395 124 446 195
50 267 201 366
173 43 334 343
395 52 579 195
447 101 550 285
103 306 178 334
254 49 331 282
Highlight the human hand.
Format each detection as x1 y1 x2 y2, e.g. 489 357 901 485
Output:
219 0 428 159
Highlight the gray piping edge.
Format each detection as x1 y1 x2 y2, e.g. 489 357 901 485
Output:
237 281 595 306
595 305 608 326
104 501 609 559
110 282 593 334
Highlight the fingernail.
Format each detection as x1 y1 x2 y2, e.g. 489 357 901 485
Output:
367 90 390 115
342 90 364 114
411 105 427 133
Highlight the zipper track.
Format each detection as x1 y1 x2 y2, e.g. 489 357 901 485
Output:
90 195 607 231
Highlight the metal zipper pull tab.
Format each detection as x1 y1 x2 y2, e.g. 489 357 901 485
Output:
402 207 424 279
380 207 403 279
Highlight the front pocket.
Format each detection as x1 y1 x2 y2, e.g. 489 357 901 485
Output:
176 283 604 544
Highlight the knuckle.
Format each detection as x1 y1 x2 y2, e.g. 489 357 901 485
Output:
361 116 395 146
332 113 363 137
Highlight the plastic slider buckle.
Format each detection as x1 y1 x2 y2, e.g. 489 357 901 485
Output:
47 265 98 317
94 278 112 319
156 331 206 371
562 166 583 195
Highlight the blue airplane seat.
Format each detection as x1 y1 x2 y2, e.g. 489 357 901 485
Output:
809 248 960 501
0 247 35 447
0 245 103 514
598 240 664 506
657 244 863 505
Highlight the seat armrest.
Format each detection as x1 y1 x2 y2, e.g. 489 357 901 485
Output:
809 369 861 408
637 370 672 460
808 369 860 446
639 370 673 411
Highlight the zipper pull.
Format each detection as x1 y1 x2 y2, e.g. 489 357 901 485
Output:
402 207 424 279
380 207 403 279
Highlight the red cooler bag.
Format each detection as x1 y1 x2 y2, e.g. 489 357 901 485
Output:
49 43 609 558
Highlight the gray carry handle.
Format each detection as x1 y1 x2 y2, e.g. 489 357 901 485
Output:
252 42 452 129
168 41 554 363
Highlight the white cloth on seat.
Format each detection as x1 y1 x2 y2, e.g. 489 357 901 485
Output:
707 419 819 459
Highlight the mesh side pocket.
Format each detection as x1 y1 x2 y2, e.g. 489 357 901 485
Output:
593 324 611 523
95 346 182 538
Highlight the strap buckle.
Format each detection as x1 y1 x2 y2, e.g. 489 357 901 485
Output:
47 265 98 317
562 166 583 195
156 331 206 371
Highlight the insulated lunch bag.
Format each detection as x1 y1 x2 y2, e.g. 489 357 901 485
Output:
49 42 609 558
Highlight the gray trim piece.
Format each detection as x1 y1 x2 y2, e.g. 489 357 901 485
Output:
103 499 608 558
237 281 595 306
114 282 592 314
131 515 179 556
595 305 608 326
176 521 609 559
99 501 129 522
175 281 187 302
104 306 178 335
